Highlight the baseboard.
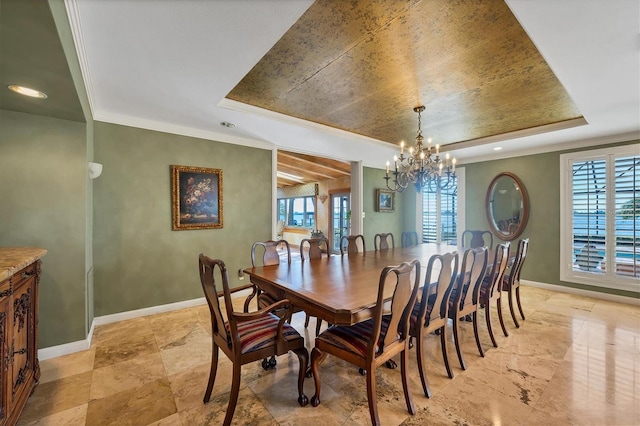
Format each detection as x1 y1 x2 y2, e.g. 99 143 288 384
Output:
92 297 207 327
38 338 92 361
522 280 640 306
38 289 255 360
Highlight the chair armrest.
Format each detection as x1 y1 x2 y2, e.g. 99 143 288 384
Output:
232 299 293 322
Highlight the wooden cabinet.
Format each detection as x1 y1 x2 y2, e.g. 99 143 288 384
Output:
0 250 44 426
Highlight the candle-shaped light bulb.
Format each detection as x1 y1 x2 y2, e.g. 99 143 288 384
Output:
436 144 440 155
427 137 432 151
409 147 414 155
420 151 425 159
452 158 456 173
386 161 390 175
445 152 450 166
394 155 398 171
400 141 404 155
438 162 443 176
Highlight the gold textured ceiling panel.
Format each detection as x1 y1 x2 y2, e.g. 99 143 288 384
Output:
228 0 582 148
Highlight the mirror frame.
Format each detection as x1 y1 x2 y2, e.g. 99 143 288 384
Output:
485 172 529 241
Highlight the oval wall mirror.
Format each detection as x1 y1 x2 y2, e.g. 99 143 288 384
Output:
486 172 529 241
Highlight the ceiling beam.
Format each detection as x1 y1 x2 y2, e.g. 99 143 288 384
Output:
278 152 350 175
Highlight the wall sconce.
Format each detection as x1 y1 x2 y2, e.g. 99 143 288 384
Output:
318 194 328 203
88 162 103 179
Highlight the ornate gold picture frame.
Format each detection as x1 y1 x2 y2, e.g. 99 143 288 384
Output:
171 165 223 230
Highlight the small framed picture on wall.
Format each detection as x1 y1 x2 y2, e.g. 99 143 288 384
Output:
376 189 394 212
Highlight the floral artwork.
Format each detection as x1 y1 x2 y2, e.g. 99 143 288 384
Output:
171 165 223 230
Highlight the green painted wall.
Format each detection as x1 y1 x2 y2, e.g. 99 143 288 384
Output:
462 140 639 298
0 110 88 347
362 167 409 248
93 122 272 316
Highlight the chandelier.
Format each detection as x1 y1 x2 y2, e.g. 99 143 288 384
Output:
384 106 456 193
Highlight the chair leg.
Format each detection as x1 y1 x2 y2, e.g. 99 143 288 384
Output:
485 303 498 348
440 325 453 379
203 343 219 403
515 286 526 320
310 347 327 407
315 318 322 337
223 362 242 426
415 330 432 398
453 314 466 370
292 348 309 406
472 310 485 357
304 313 310 328
366 366 380 426
507 287 520 328
497 297 509 337
400 346 416 415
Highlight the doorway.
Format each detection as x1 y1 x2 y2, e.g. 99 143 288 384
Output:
330 191 350 253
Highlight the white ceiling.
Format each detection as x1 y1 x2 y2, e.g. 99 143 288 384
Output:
65 0 640 168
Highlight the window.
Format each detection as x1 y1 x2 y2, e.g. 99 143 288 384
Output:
560 144 639 292
421 172 461 244
277 196 315 228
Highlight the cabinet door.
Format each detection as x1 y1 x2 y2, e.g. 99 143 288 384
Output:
0 292 9 423
9 275 34 411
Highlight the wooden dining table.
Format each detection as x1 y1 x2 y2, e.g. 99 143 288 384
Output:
243 243 466 326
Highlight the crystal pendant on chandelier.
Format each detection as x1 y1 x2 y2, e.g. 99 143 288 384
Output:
384 106 456 193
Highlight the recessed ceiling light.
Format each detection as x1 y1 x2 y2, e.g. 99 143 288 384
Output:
8 85 47 99
493 147 503 151
220 121 235 128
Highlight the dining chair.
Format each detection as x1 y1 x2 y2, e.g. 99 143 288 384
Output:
244 240 292 312
374 232 395 250
340 234 366 255
300 236 331 336
401 231 420 247
409 251 459 398
309 259 421 425
447 247 488 370
461 230 493 248
502 238 529 328
479 242 511 348
198 255 309 426
300 236 330 261
245 239 304 368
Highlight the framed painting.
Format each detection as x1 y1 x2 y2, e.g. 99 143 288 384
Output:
171 165 223 230
376 189 394 212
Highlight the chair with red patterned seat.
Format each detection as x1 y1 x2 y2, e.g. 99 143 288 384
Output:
198 255 309 426
479 242 511 348
309 259 421 425
409 251 459 398
340 234 366 255
447 247 488 370
374 232 395 250
502 238 529 328
300 236 331 336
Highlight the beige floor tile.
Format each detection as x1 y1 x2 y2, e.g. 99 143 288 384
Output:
90 351 167 400
39 348 96 384
18 403 87 426
85 378 176 426
93 332 159 369
18 371 92 424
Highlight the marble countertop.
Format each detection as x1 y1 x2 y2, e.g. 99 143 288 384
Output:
0 247 48 282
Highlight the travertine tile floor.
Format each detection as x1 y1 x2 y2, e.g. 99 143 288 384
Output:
19 286 639 425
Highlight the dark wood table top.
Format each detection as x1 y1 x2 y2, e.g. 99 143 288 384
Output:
243 243 464 326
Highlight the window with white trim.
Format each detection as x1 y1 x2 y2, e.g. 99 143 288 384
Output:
421 169 464 244
560 144 639 292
